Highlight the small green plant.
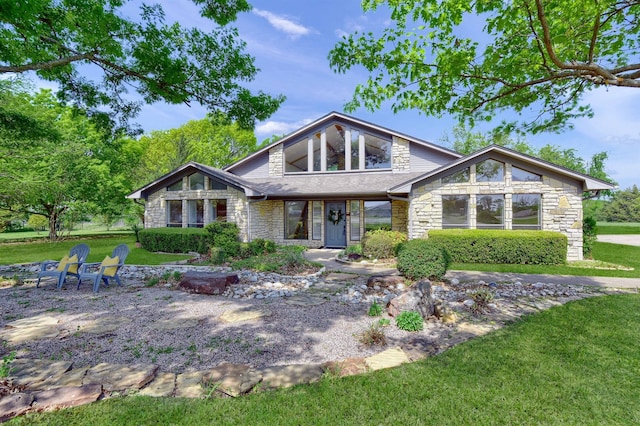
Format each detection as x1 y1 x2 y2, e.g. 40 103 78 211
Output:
145 277 160 287
470 288 494 314
362 229 407 259
172 271 183 281
377 318 391 327
201 379 221 399
0 350 16 378
583 216 598 258
357 323 387 346
368 302 383 317
396 311 424 331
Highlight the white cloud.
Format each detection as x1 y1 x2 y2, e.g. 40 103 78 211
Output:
574 87 640 144
255 118 313 138
252 9 311 39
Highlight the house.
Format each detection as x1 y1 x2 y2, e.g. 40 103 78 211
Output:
128 112 615 261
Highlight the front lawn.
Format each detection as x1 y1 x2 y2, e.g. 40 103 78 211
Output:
11 294 640 425
597 222 640 234
0 236 192 266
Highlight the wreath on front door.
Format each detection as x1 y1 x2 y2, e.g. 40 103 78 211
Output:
328 208 344 225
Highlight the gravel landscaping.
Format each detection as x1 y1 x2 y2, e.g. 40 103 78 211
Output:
0 265 616 376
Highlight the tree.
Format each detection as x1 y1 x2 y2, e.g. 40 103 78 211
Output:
0 0 284 132
600 186 640 222
136 114 257 184
0 82 140 240
442 124 615 198
329 0 640 134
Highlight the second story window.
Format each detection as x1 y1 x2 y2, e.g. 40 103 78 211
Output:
188 173 204 190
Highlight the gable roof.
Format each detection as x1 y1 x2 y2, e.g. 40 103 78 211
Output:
223 111 461 172
388 144 617 194
127 162 266 200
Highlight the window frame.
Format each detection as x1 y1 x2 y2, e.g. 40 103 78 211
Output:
512 194 542 230
476 159 505 182
166 200 182 227
476 194 505 229
284 201 309 240
188 173 205 190
187 199 204 228
442 195 470 228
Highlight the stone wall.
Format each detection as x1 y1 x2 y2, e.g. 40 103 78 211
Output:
392 137 411 173
410 162 584 261
391 200 409 233
269 145 283 177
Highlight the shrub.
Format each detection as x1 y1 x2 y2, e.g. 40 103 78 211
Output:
205 222 241 259
583 217 598 259
368 302 383 317
427 229 567 265
138 228 208 253
357 323 387 346
377 318 391 327
344 244 363 256
396 239 450 280
395 311 424 332
248 238 277 256
470 288 494 314
361 229 407 259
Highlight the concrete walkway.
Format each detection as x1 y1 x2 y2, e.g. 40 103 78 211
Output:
598 234 640 246
305 249 640 290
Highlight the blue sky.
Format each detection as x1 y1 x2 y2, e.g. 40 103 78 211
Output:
30 1 640 190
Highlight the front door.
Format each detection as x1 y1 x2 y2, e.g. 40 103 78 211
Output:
325 201 347 248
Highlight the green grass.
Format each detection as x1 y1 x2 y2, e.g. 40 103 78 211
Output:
0 236 192 266
597 222 640 234
451 241 640 278
10 294 640 425
0 229 132 242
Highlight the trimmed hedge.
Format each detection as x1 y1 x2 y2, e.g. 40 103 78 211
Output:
362 229 407 259
138 228 209 254
396 239 450 280
205 222 241 259
427 229 567 265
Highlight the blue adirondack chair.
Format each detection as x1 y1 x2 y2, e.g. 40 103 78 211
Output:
77 244 129 293
36 243 90 289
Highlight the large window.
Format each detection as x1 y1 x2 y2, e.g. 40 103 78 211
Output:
188 173 204 190
187 200 204 227
209 199 227 222
167 180 182 191
284 139 309 172
442 195 469 228
442 168 470 184
350 130 360 170
209 179 227 190
513 194 541 229
476 159 504 182
167 200 182 227
364 134 391 169
477 195 504 229
364 201 391 232
512 166 541 182
350 200 361 240
326 124 346 171
285 201 308 240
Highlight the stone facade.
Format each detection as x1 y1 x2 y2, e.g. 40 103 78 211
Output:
409 162 584 261
392 137 411 173
269 145 283 177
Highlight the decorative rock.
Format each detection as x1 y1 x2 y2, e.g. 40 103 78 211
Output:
32 384 102 410
11 359 73 388
202 363 262 397
174 371 206 398
220 307 272 323
365 347 410 371
366 275 404 289
0 393 34 422
450 278 460 285
463 299 475 307
138 372 176 397
258 364 324 390
387 280 433 318
322 358 368 377
178 272 239 295
83 363 157 392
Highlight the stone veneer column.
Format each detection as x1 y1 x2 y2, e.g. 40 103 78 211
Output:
269 145 283 177
392 137 411 172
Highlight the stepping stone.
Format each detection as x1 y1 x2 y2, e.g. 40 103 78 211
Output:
84 363 157 392
0 393 34 422
284 295 327 306
365 347 410 371
308 282 345 293
149 318 200 330
323 358 368 377
0 316 61 344
174 371 207 398
138 372 176 397
258 364 324 390
28 367 89 391
401 338 439 362
220 307 272 323
33 384 102 410
325 273 357 282
80 317 131 334
11 359 73 388
202 363 262 397
5 316 59 328
178 272 239 295
455 322 495 337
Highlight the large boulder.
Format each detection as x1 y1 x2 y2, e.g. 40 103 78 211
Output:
387 280 433 318
178 272 239 295
366 275 405 289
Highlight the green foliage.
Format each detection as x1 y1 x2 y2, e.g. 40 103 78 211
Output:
357 323 387 346
428 230 567 265
368 302 383 317
27 214 48 231
343 244 363 256
377 318 391 327
395 311 424 332
0 1 282 132
470 288 495 314
329 0 640 134
138 228 209 254
0 350 16 378
361 229 407 259
396 239 450 281
230 245 320 274
205 222 240 259
583 217 598 259
601 186 640 222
